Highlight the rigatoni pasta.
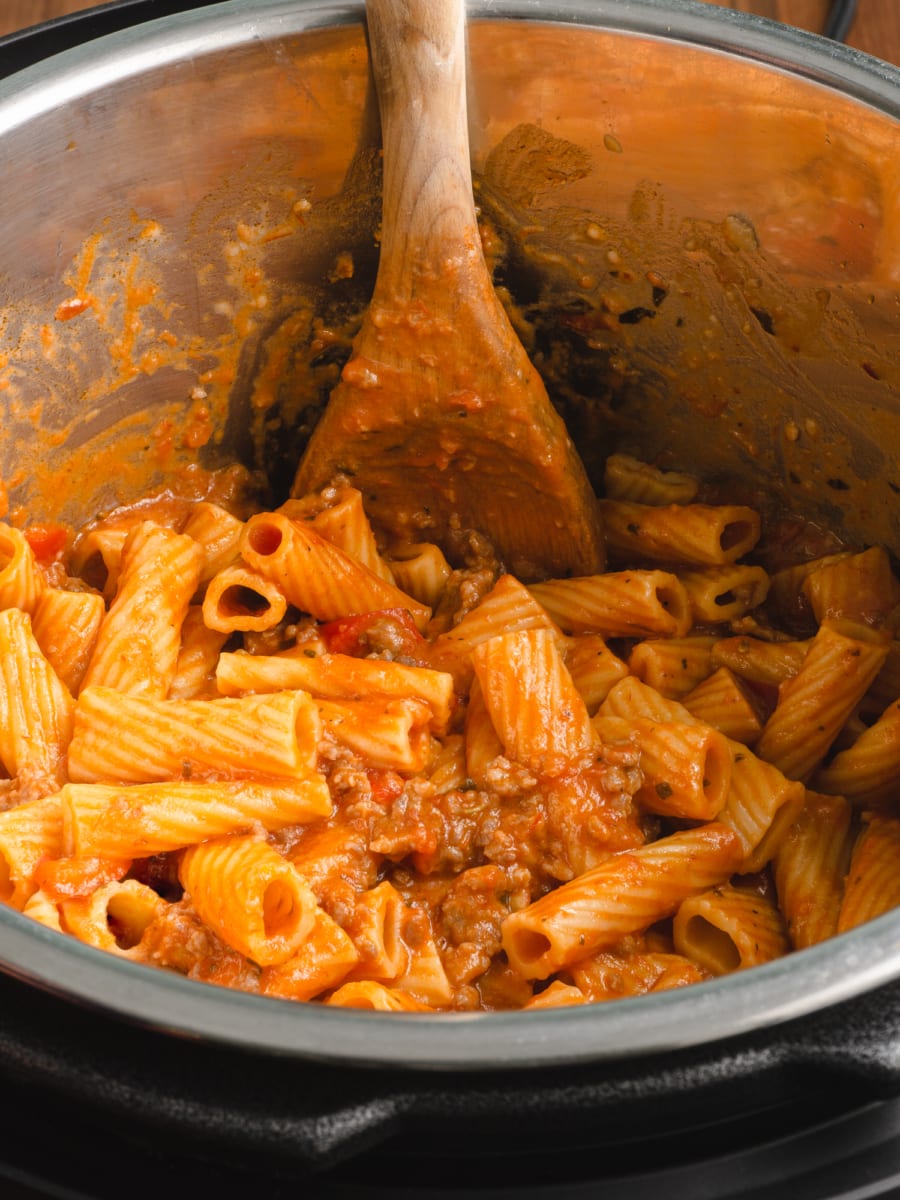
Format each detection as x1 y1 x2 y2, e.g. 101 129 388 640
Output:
773 790 852 950
240 510 429 630
81 522 203 697
0 608 74 801
62 777 332 859
326 981 433 1011
813 699 900 807
676 563 770 624
471 628 594 776
592 715 732 820
602 453 699 506
168 607 229 701
599 499 760 566
681 667 766 746
837 817 900 933
501 824 743 980
529 569 692 638
0 456 896 1017
30 587 104 696
179 833 319 966
67 686 321 784
0 524 44 614
627 635 717 700
61 878 166 959
0 795 64 908
280 486 397 584
672 883 789 974
201 563 289 634
754 619 890 781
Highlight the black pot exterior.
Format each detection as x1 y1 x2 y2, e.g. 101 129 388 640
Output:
0 966 898 1175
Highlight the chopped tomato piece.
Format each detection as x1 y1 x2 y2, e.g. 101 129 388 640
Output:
320 608 424 658
367 769 405 806
25 523 69 564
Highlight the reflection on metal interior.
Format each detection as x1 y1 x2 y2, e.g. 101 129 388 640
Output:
0 4 897 555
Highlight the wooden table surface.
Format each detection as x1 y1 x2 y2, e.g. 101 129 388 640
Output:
0 0 898 66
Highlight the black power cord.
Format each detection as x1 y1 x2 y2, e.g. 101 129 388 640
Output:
824 0 859 42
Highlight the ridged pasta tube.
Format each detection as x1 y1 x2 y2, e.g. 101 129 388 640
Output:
601 675 806 871
0 795 64 908
62 878 165 958
529 571 692 638
599 500 760 566
316 696 436 772
386 542 451 606
281 486 396 583
628 635 717 700
168 608 228 701
673 883 789 974
62 777 332 859
472 628 593 776
240 511 429 629
0 523 44 614
681 667 766 746
326 981 433 1011
344 880 410 983
801 546 900 628
755 619 891 781
181 501 243 584
710 635 809 687
593 715 732 820
502 823 742 980
430 574 564 687
180 833 318 966
68 686 321 784
677 564 770 624
216 648 454 734
31 587 104 696
0 608 74 793
602 454 698 506
260 909 360 1000
81 522 203 697
773 790 852 949
837 817 900 933
814 699 900 807
201 564 288 633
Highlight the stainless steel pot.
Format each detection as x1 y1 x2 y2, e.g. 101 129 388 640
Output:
0 0 899 1098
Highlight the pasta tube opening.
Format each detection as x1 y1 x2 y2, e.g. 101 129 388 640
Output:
653 579 691 629
202 566 288 633
223 587 274 619
263 879 303 940
700 737 732 814
180 834 319 967
246 520 283 557
105 886 161 951
719 519 757 556
61 879 164 957
506 927 554 967
679 914 741 974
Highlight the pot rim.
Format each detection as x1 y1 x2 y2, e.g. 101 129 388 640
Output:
1 0 899 1069
1 0 899 132
1 901 899 1069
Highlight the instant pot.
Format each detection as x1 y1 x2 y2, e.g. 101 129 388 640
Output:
0 1 899 1196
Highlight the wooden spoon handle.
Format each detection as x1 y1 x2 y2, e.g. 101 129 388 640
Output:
366 0 480 298
295 0 606 578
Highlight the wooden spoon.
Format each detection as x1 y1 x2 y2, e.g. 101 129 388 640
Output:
292 0 604 581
